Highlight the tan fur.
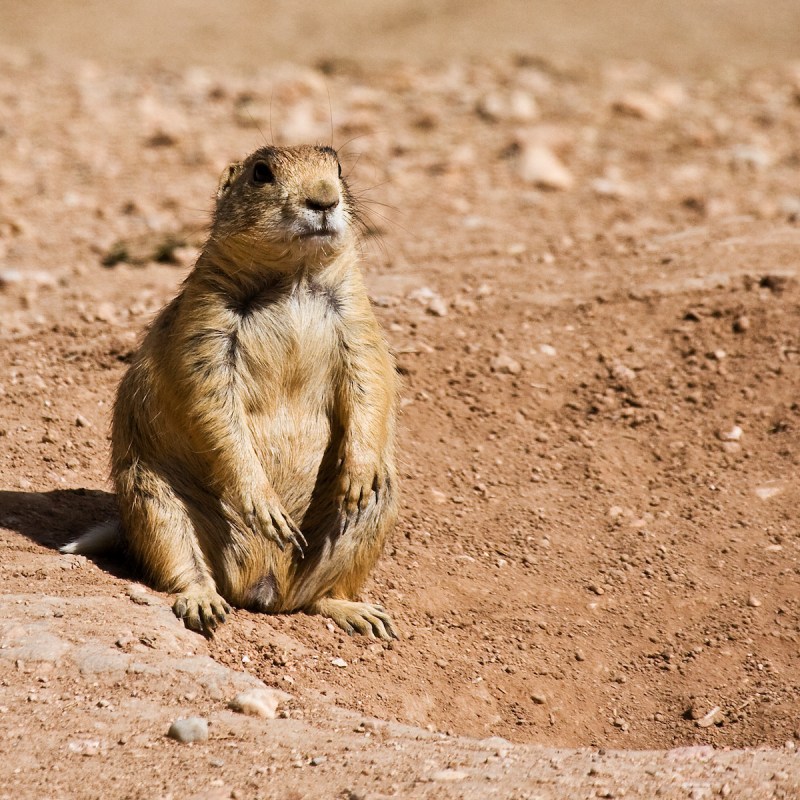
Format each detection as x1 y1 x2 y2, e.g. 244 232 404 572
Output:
105 145 398 637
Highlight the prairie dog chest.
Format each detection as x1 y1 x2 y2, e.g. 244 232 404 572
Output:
235 283 343 408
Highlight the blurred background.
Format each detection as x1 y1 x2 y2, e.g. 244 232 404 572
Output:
2 0 799 73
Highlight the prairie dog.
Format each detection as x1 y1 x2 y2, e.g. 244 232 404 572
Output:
64 145 399 639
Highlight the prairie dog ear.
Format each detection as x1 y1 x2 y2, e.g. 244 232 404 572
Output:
216 161 244 199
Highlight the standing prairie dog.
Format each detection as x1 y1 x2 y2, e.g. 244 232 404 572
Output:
63 145 399 639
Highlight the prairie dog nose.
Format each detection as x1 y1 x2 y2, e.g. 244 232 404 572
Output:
304 179 339 212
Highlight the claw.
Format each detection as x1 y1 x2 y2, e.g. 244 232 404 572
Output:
292 523 308 549
267 525 286 551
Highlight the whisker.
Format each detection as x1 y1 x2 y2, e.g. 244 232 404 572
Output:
269 90 275 145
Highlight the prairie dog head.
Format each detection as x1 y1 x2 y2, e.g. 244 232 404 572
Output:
210 145 356 273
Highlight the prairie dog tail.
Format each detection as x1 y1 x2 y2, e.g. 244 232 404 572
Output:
60 519 121 555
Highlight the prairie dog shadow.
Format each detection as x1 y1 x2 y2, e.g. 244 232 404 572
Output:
0 488 133 579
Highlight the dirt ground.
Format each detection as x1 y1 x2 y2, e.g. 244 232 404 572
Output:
1 2 800 798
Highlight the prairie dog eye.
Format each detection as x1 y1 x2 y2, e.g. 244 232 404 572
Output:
337 161 342 179
252 162 275 184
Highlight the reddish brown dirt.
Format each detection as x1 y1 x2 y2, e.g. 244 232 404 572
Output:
1 4 800 797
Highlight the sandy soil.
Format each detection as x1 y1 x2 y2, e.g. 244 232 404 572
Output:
1 3 800 798
2 0 800 73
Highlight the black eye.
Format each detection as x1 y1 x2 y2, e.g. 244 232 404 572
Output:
337 161 342 179
252 162 274 184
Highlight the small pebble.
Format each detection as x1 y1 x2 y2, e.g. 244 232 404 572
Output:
695 706 722 728
407 286 447 318
754 485 782 500
531 693 547 705
477 90 538 122
67 739 102 756
331 657 348 668
490 354 522 375
732 315 750 333
516 143 574 190
747 595 762 608
430 769 468 782
426 296 448 317
612 91 665 121
167 717 208 743
717 425 742 442
730 145 772 169
95 301 117 323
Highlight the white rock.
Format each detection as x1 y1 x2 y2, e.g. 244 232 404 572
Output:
695 706 722 728
754 485 782 500
517 144 573 190
407 287 437 304
68 739 102 756
653 82 687 108
612 91 665 121
0 269 58 289
717 425 742 442
508 90 538 121
95 302 117 324
426 296 448 317
167 716 208 743
611 362 636 382
331 657 348 668
431 769 468 782
730 145 772 169
477 90 538 122
407 286 448 317
591 177 631 198
138 93 188 143
228 687 290 719
490 354 522 375
430 489 448 504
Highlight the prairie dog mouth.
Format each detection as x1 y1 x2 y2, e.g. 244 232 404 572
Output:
300 226 337 237
294 214 345 241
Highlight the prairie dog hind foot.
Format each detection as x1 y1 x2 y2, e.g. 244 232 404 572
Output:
310 598 398 640
173 586 231 636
